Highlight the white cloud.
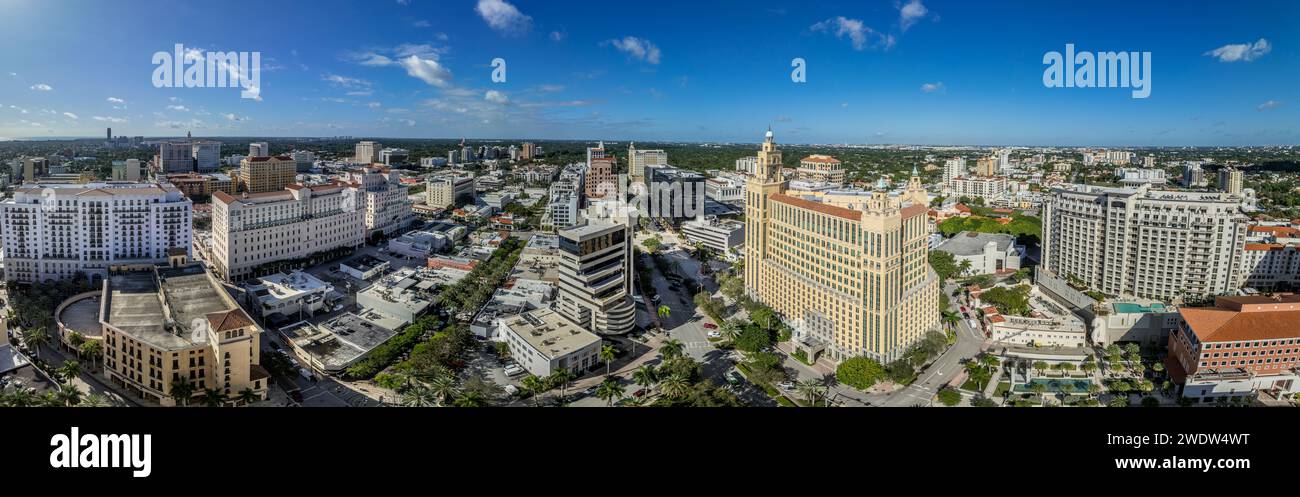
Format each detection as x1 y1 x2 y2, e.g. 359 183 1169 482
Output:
62 112 78 120
399 55 452 87
222 113 244 121
475 0 532 35
346 90 374 96
1258 100 1284 111
367 102 382 109
106 97 125 104
920 81 946 93
604 36 661 64
413 20 431 28
324 74 371 88
92 116 128 123
898 0 929 31
550 31 566 42
29 83 53 91
536 84 565 93
484 90 509 104
356 53 394 66
1205 38 1272 62
167 105 190 112
169 97 182 102
810 17 893 51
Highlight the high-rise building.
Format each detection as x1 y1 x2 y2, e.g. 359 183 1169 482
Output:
1182 162 1208 188
111 159 142 181
191 140 221 172
627 142 668 181
156 140 195 173
106 128 112 141
100 260 270 406
942 157 967 182
520 142 537 160
555 218 635 335
379 148 409 165
1219 167 1243 196
211 182 364 282
348 166 414 237
426 174 476 209
0 182 192 283
794 155 844 186
249 142 270 157
997 149 1011 171
735 156 760 176
585 156 616 200
947 176 1008 202
238 155 297 193
354 140 381 164
744 129 939 363
1041 184 1249 301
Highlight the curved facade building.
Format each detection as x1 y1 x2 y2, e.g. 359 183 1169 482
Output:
556 219 635 335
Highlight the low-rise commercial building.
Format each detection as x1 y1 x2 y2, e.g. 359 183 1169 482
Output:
934 231 1022 276
681 216 744 257
497 308 602 378
1167 295 1300 403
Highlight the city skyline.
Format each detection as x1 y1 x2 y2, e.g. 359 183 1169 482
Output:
0 0 1297 146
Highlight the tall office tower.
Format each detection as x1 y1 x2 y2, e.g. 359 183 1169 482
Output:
735 156 760 176
211 182 364 282
942 157 967 182
191 140 221 172
347 165 414 237
585 156 616 200
1041 184 1249 301
354 140 381 164
1219 167 1243 196
974 156 997 177
21 157 48 182
111 159 142 181
627 142 668 181
157 140 195 173
447 150 459 165
100 260 269 406
1182 162 1208 188
249 142 269 157
998 149 1011 171
744 128 939 363
0 182 192 283
794 154 844 186
555 218 635 335
521 142 536 160
586 141 606 166
106 128 112 141
290 150 316 172
238 155 297 193
426 174 476 209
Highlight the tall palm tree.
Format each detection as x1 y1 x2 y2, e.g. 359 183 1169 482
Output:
595 378 625 407
80 393 109 407
79 341 102 371
169 377 195 406
21 327 49 359
547 368 576 404
201 388 225 407
659 339 684 360
599 344 617 377
795 379 827 406
428 375 460 406
719 320 741 342
452 390 488 407
659 373 690 399
940 310 961 330
237 388 258 406
57 360 82 383
401 385 436 407
521 374 547 407
632 365 657 392
56 384 83 407
957 259 973 277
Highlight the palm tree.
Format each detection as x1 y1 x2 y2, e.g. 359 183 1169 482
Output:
657 305 672 321
719 320 741 342
21 327 49 359
428 375 460 406
201 388 225 407
795 379 827 406
169 378 195 406
659 339 684 360
401 385 436 407
595 378 625 407
632 365 657 392
79 341 102 371
57 360 82 383
659 373 690 399
1029 382 1048 406
80 393 109 407
521 374 547 407
452 390 488 407
599 344 617 377
1 388 38 407
547 368 576 404
67 331 86 355
237 388 258 406
940 310 960 330
56 384 83 407
957 259 973 277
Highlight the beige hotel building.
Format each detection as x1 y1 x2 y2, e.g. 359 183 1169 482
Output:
239 155 297 193
745 129 940 364
211 181 365 282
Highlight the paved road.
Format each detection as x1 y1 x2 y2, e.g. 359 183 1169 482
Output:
876 283 987 407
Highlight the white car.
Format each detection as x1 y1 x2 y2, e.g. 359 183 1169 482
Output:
503 364 525 377
707 331 721 339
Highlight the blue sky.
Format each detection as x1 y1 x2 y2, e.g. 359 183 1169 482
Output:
0 0 1296 145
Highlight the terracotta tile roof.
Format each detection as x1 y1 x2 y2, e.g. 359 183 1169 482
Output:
1244 243 1284 251
1248 226 1300 237
988 315 1006 324
955 204 971 213
770 193 861 221
1179 306 1300 343
206 309 256 333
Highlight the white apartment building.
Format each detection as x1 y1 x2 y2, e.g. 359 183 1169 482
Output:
191 141 221 172
627 143 667 181
1238 243 1300 291
354 141 381 164
348 166 414 237
705 175 745 203
1182 162 1208 188
1042 184 1249 301
1115 167 1167 186
157 140 194 173
946 176 1008 202
211 182 364 282
249 142 269 157
942 157 967 183
735 156 760 176
0 182 192 283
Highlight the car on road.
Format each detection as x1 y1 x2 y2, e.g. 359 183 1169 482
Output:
777 381 796 390
631 295 644 304
703 323 718 330
707 331 721 339
581 386 597 397
651 294 661 304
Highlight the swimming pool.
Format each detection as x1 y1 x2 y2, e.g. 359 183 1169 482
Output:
1113 302 1166 313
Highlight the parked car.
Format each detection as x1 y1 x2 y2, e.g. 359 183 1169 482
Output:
726 372 743 386
707 331 721 339
504 364 525 377
633 388 649 397
777 381 796 390
703 323 718 330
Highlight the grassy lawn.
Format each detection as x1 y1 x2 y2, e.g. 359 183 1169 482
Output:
994 382 1011 397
